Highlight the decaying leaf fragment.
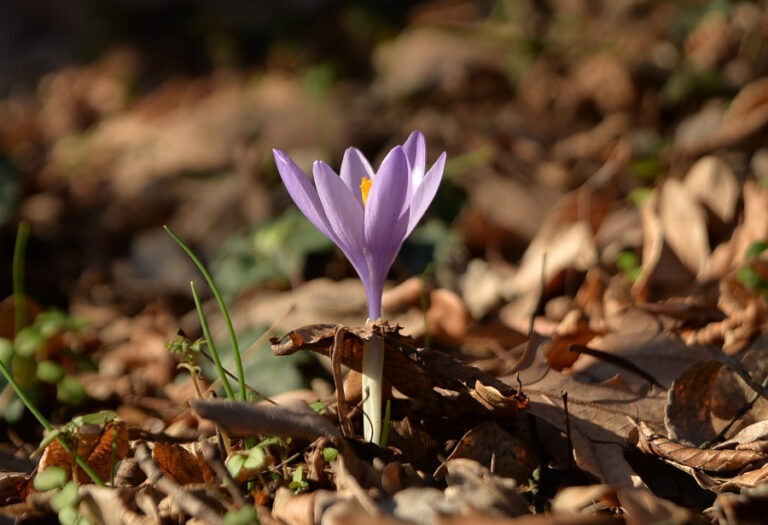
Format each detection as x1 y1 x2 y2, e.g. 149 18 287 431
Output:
270 321 528 418
435 421 538 484
151 441 216 486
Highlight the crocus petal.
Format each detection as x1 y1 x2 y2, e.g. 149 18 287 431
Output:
407 151 446 236
340 147 375 205
363 147 410 308
313 160 367 272
402 130 426 188
273 149 335 241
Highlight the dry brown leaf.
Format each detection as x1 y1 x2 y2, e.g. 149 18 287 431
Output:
151 441 215 486
615 487 694 525
665 360 724 445
435 421 538 484
636 421 768 474
659 178 711 277
440 458 529 517
501 221 597 323
714 420 768 451
39 420 129 484
551 484 619 515
541 310 600 371
683 156 740 224
272 487 315 525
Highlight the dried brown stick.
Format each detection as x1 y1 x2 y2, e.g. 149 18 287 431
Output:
190 399 342 442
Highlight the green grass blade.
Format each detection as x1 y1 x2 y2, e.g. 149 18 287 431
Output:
191 281 235 400
12 222 29 334
164 226 247 401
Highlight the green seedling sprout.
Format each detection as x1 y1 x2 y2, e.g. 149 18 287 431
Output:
0 222 104 486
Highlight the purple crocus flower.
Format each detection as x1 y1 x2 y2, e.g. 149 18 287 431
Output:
272 131 446 321
273 130 445 443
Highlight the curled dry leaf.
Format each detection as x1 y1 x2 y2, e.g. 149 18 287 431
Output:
270 322 528 418
635 421 768 474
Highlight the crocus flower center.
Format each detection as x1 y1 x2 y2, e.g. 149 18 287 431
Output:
360 176 373 206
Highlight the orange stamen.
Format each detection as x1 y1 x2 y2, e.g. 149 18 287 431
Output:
360 177 372 205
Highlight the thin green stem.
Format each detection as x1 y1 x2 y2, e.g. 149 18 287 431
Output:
361 333 384 444
191 281 235 400
0 359 104 486
12 222 30 334
165 226 247 401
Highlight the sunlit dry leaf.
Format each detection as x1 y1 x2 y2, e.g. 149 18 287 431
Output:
665 360 724 445
541 310 599 371
714 420 768 451
272 487 314 525
634 189 663 301
683 156 739 223
659 178 710 277
551 484 619 515
636 421 768 474
426 288 471 346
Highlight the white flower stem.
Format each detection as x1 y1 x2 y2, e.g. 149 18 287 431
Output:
361 333 384 444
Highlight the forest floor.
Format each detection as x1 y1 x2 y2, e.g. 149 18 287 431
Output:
2 1 768 524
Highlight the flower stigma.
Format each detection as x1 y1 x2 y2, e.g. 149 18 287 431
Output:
360 177 373 206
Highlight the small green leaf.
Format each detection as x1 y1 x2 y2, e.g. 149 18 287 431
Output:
223 506 259 525
57 506 80 525
57 377 86 406
75 411 117 426
14 327 44 357
226 453 246 479
50 480 79 511
289 465 308 492
309 401 327 414
34 466 69 491
322 447 338 463
0 338 13 364
745 240 768 261
37 360 65 384
243 446 267 470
